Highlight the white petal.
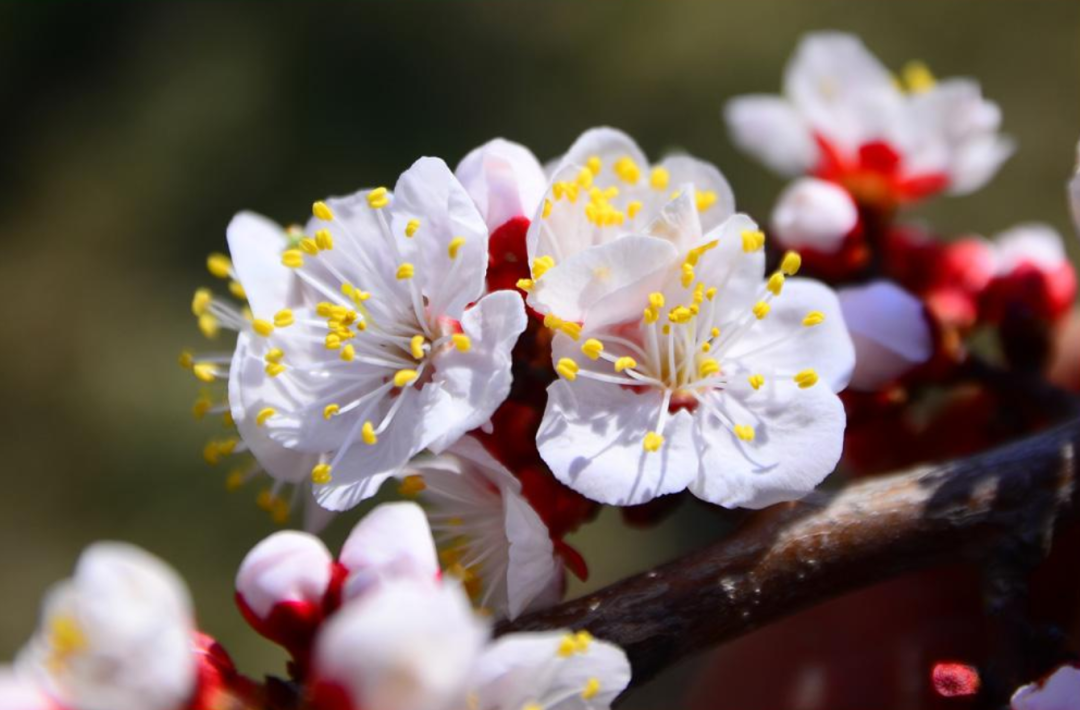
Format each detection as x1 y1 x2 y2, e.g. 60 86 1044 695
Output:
1011 664 1080 710
723 96 818 176
994 223 1068 273
0 668 55 710
226 211 293 318
471 632 631 710
554 126 649 179
537 376 697 506
339 502 439 600
502 490 559 620
235 531 332 619
839 281 932 391
770 178 858 252
689 378 846 509
456 139 547 232
656 154 737 231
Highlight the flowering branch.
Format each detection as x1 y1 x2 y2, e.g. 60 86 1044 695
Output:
500 376 1080 693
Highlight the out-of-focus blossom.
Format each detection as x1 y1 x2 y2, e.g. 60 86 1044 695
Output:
531 198 854 508
401 436 561 619
839 281 933 391
725 32 1013 206
1011 663 1080 710
0 668 56 710
17 544 197 710
228 157 527 512
983 223 1077 323
338 501 440 599
771 177 859 254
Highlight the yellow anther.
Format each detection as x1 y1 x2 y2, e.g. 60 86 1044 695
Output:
581 678 601 701
225 469 246 491
222 410 235 428
405 218 421 237
367 187 390 209
642 432 664 452
255 407 276 426
362 421 378 445
613 156 641 184
516 278 534 292
650 166 670 191
695 190 718 212
734 424 756 442
270 498 290 525
698 358 720 378
207 253 232 279
253 319 274 337
541 199 553 219
552 181 580 203
398 474 426 497
614 356 637 373
325 333 342 350
451 333 471 352
179 350 195 370
447 236 467 260
647 292 665 310
662 324 671 335
340 344 356 362
741 230 766 253
681 262 695 288
556 358 579 381
781 251 802 276
576 166 594 188
685 240 718 267
198 313 220 339
574 630 593 652
47 615 86 664
228 280 246 299
701 342 712 353
803 310 825 327
748 374 765 390
265 347 284 363
643 307 659 324
670 190 682 200
192 288 212 316
710 326 720 338
581 339 604 360
274 309 295 328
560 321 582 341
193 363 217 383
543 313 563 330
558 634 577 658
265 362 286 377
669 306 694 324
313 201 334 220
281 249 304 268
299 237 319 256
752 301 771 320
192 394 213 420
396 263 415 280
394 369 419 388
767 272 786 296
901 60 936 93
626 200 643 219
315 229 334 251
323 404 340 420
316 301 333 317
705 287 717 301
794 369 819 389
407 334 425 360
532 255 555 280
586 155 602 176
311 463 333 485
256 489 275 511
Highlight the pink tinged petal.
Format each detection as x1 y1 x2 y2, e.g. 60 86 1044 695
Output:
1011 664 1080 710
771 178 858 253
456 138 547 232
235 531 333 619
226 211 293 318
537 378 697 506
339 502 439 601
0 669 56 710
724 95 818 176
839 281 933 391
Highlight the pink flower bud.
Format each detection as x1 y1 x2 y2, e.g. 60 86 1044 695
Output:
338 502 439 602
771 178 858 254
455 139 546 233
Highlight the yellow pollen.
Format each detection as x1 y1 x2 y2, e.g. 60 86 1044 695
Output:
669 306 693 324
650 166 670 191
556 358 579 381
394 369 419 388
748 374 765 390
396 263 415 280
614 356 637 373
541 199 553 219
256 489 275 511
299 237 319 255
451 333 471 352
613 156 641 184
701 342 711 353
265 362 286 377
405 218 421 237
576 166 594 188
311 463 333 485
686 240 718 267
532 255 555 280
902 60 936 93
543 313 563 330
752 301 771 320
256 407 276 426
228 280 246 299
552 181 580 202
448 236 466 259
781 251 802 276
581 339 604 360
313 201 334 220
803 310 825 327
198 313 220 339
696 190 719 212
626 200 643 219
734 425 755 442
325 333 342 350
794 369 819 389
644 307 659 324
767 272 786 296
225 469 246 491
207 253 232 279
362 421 378 445
367 187 390 209
47 615 86 665
316 301 333 317
192 288 212 316
265 347 284 363
582 678 601 701
741 230 766 253
586 155 602 176
649 292 665 310
681 263 695 288
179 350 194 370
340 344 356 362
574 630 593 652
253 319 274 337
192 395 212 420
698 358 720 378
557 634 577 657
274 309 295 328
193 363 217 383
281 249 304 268
398 474 426 497
706 287 717 301
323 404 340 420
516 278 534 292
410 335 426 359
560 321 582 340
314 229 334 251
662 324 671 335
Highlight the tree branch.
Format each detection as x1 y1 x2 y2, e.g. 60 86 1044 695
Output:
500 383 1080 689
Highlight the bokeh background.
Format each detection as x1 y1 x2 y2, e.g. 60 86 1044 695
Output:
1 1 1078 707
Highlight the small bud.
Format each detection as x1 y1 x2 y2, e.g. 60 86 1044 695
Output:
771 177 858 253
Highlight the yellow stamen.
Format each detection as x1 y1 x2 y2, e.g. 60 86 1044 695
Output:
394 369 419 388
696 190 718 212
323 404 340 420
902 60 936 93
576 166 594 188
256 407 276 426
367 187 390 209
781 251 802 276
225 469 246 491
686 240 718 267
207 253 232 279
556 358 579 381
748 374 765 390
560 321 582 340
581 678 601 701
741 230 766 253
581 339 604 360
650 166 670 191
281 249 304 268
574 630 593 652
362 421 378 445
532 255 555 280
398 474 426 497
340 344 355 362
803 311 825 327
192 288 212 316
265 347 284 363
516 278 534 291
767 272 785 296
669 306 693 324
681 263 695 288
649 292 665 310
585 155 602 176
752 301 771 320
451 333 471 352
193 363 217 382
315 229 334 251
557 634 577 658
410 335 426 360
179 350 194 370
698 358 720 378
734 424 755 442
541 199 553 219
198 313 220 339
396 263 415 280
448 236 466 260
794 369 819 389
311 463 333 485
614 356 637 373
313 201 334 220
229 280 246 299
643 432 664 451
253 319 274 337
299 237 319 255
627 200 643 219
274 309 295 328
613 156 641 184
405 218 420 237
265 362 286 377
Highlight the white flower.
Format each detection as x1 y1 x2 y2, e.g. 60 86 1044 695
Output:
770 177 858 253
312 578 630 710
522 127 734 306
339 501 440 600
17 543 196 710
235 530 333 625
0 668 55 710
724 31 1013 198
1011 663 1080 710
532 196 854 508
228 157 527 512
838 281 932 391
400 435 561 620
456 138 548 233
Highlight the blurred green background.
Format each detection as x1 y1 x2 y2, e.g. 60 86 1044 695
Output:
1 1 1077 704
